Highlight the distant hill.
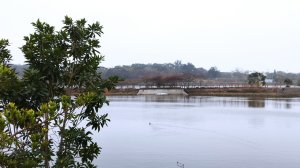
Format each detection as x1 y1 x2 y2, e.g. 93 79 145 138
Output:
11 64 28 77
11 62 300 86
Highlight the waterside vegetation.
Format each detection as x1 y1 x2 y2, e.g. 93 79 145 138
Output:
0 17 119 167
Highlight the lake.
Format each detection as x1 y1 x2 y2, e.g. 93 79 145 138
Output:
96 96 300 168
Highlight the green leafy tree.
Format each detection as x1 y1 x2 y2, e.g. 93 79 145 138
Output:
0 39 12 65
0 16 119 167
248 72 266 86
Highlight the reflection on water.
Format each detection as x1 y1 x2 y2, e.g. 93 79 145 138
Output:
248 98 265 108
285 99 292 109
98 96 300 168
110 95 300 110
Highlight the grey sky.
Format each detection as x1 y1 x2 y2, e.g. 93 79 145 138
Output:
1 0 300 72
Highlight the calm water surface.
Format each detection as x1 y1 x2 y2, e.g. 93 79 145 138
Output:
96 96 300 168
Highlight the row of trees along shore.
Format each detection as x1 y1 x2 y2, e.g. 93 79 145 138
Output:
13 62 300 89
0 16 119 167
98 62 299 88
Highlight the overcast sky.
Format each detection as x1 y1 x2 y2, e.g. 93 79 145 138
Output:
1 0 300 72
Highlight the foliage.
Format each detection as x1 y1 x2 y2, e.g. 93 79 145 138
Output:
0 39 11 65
283 78 293 87
0 16 119 167
144 75 184 88
248 72 266 86
102 61 208 80
207 67 220 78
0 64 21 106
9 64 300 87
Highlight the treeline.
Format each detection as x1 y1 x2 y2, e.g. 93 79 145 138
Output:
101 61 210 79
12 61 300 86
99 61 300 86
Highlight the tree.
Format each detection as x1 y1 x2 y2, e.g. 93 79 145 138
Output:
0 39 11 65
181 63 196 75
208 67 220 78
174 60 182 70
248 72 266 86
145 75 164 88
284 78 293 87
0 16 119 167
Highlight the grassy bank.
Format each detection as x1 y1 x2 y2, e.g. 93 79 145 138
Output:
185 87 282 97
107 88 139 96
107 87 300 97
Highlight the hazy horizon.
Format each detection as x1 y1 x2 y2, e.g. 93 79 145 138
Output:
1 0 300 73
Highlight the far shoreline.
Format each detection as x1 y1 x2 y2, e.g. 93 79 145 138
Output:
106 87 300 98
